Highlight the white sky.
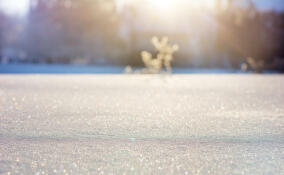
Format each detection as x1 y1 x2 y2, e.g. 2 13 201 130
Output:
0 0 30 16
0 0 283 16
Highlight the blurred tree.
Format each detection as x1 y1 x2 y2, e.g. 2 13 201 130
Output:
215 0 284 71
24 0 120 64
0 11 23 63
0 11 6 59
0 11 12 60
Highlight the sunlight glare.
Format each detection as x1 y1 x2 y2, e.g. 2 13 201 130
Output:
148 0 216 14
150 0 176 12
0 0 30 15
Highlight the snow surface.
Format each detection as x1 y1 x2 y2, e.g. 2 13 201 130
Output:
0 64 240 74
0 64 125 74
0 75 284 174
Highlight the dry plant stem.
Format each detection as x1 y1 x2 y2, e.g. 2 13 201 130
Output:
141 36 179 73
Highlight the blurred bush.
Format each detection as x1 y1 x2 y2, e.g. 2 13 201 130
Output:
215 0 284 72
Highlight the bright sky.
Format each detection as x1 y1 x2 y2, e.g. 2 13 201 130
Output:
0 0 283 16
254 0 284 11
116 0 284 11
0 0 30 16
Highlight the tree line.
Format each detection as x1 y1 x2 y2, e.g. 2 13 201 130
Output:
0 0 283 71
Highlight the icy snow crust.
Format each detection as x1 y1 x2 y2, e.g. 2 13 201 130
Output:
0 75 283 174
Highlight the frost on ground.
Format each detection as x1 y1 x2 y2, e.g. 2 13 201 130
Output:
0 75 284 174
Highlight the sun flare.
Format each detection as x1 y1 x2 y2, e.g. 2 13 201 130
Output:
0 0 30 15
116 0 216 12
150 0 176 11
146 0 216 14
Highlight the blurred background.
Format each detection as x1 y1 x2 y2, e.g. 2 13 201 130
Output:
0 0 284 73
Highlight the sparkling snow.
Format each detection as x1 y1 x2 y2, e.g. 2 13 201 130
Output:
0 75 283 174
